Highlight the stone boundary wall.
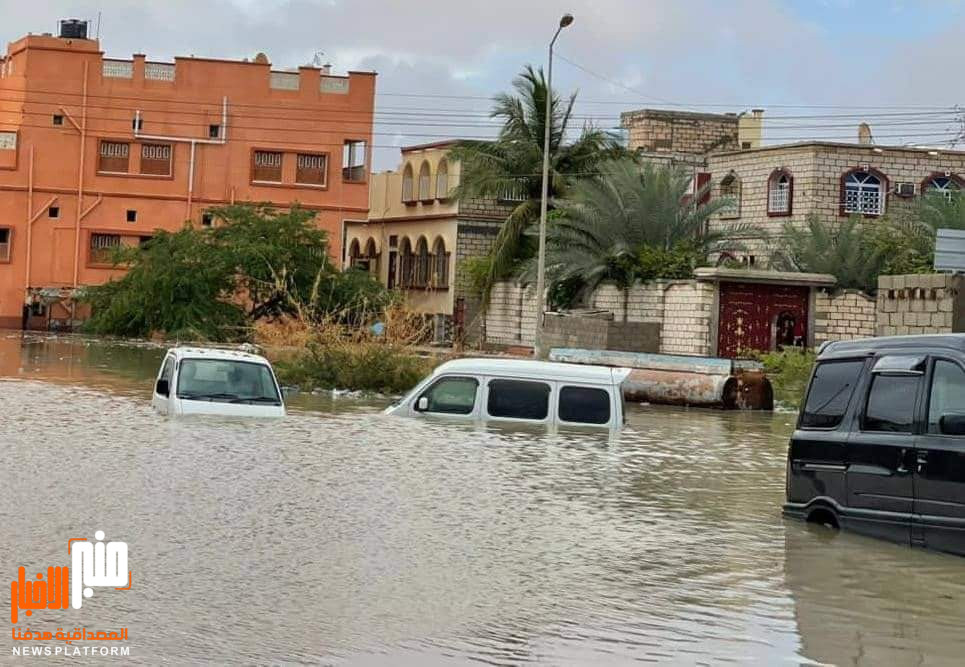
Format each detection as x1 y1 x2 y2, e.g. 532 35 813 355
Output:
542 314 661 354
660 282 716 356
485 282 538 346
814 289 876 345
876 274 964 336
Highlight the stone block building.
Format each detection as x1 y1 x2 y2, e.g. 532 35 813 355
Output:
343 141 514 341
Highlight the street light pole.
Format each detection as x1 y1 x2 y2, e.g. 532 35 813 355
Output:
533 13 573 359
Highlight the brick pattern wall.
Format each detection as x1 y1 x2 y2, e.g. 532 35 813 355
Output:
621 109 739 155
876 274 959 336
589 282 666 322
541 315 660 353
814 289 876 345
453 220 503 341
458 197 516 222
485 282 538 346
706 143 965 262
660 282 716 356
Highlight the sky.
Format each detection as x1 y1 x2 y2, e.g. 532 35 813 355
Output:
3 0 965 169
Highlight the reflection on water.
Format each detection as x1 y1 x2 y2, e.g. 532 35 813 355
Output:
1 331 964 665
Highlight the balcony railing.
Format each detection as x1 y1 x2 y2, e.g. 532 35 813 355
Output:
270 71 299 90
102 60 133 79
145 62 175 81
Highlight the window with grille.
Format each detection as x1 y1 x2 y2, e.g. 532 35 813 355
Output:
436 159 449 200
0 131 16 150
928 175 960 201
98 141 130 173
89 233 120 264
413 238 430 288
140 143 172 176
342 140 366 182
296 153 327 186
767 170 792 215
0 228 10 262
418 162 432 200
719 173 741 218
252 150 283 183
398 239 413 287
843 170 884 215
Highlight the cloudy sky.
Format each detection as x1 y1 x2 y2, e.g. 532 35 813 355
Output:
4 0 965 168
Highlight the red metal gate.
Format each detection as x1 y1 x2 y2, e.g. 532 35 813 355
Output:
717 282 809 358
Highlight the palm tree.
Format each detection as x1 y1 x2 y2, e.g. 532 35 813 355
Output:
520 158 739 318
770 215 888 293
448 65 625 300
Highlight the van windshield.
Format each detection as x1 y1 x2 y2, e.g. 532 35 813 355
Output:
177 359 281 405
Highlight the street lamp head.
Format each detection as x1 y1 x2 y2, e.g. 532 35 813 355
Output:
559 13 574 28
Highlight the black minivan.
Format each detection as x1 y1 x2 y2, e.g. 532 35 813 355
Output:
784 334 965 556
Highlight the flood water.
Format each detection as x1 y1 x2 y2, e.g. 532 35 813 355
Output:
2 332 964 665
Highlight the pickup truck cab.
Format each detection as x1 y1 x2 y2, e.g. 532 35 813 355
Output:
151 347 285 418
385 358 630 429
784 334 965 556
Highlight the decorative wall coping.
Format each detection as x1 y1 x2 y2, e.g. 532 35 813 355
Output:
693 267 836 287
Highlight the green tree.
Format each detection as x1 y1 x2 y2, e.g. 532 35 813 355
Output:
81 227 246 340
770 214 890 293
521 159 740 316
448 65 626 299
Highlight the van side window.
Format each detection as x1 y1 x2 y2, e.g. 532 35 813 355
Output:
864 375 919 433
418 376 478 414
559 386 610 424
487 379 550 420
928 360 965 433
800 360 864 428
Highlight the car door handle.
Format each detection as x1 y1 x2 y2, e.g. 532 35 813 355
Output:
916 450 928 474
896 448 909 474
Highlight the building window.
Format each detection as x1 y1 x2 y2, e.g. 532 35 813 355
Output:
925 174 961 201
208 124 221 139
418 161 432 201
52 114 64 126
138 235 153 247
436 159 449 200
89 233 120 264
98 141 130 173
842 169 885 216
402 163 415 203
126 210 137 223
719 172 741 219
140 143 172 176
132 117 143 131
295 153 327 187
252 150 283 183
48 206 59 219
432 237 449 288
342 140 366 182
398 237 413 287
201 212 214 228
413 237 430 288
0 131 16 150
0 228 10 262
767 169 792 216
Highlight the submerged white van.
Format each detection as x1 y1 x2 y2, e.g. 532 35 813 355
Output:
385 358 630 428
151 347 286 418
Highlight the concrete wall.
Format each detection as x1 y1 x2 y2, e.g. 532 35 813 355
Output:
621 109 741 155
660 282 716 356
541 314 660 354
814 289 876 345
485 282 538 346
876 274 965 336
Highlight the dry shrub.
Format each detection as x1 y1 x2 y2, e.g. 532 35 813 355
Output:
253 317 314 349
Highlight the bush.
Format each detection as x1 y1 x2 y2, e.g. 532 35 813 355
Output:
752 348 816 408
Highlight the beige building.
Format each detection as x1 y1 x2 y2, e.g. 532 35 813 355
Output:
705 141 965 264
343 141 512 340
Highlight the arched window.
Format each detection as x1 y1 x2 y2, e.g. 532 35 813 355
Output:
432 237 449 288
436 159 449 200
398 237 413 287
418 161 432 201
924 173 962 201
402 163 414 203
767 169 793 216
719 172 741 219
364 238 379 275
347 238 361 268
842 168 886 216
414 236 430 288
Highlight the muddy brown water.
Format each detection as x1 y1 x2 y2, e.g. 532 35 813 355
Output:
1 332 964 665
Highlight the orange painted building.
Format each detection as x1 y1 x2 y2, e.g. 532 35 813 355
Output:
0 21 374 329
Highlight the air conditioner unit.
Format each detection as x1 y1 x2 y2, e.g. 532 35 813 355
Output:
895 182 916 197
